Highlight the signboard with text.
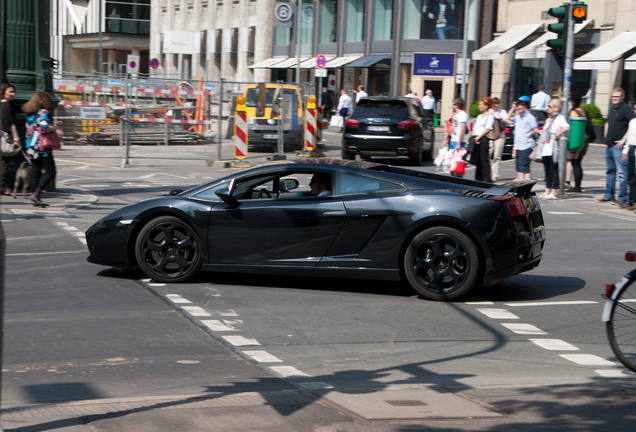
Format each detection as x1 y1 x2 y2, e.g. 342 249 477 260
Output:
80 106 107 121
412 53 455 77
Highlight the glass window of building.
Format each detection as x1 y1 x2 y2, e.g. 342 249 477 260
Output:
345 0 365 42
422 0 464 40
320 0 338 44
373 0 393 41
274 27 291 46
105 0 150 35
403 0 421 40
301 0 315 45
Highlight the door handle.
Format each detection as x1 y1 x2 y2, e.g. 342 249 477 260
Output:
322 211 347 217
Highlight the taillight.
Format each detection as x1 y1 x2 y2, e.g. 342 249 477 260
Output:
492 196 526 216
397 119 417 129
345 118 359 128
606 284 616 297
503 128 511 133
626 251 636 262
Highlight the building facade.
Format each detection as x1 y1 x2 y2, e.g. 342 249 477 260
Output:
51 0 150 75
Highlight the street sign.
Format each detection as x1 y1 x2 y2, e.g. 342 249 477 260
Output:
316 55 327 69
127 55 140 74
315 69 327 77
80 106 107 121
149 58 160 69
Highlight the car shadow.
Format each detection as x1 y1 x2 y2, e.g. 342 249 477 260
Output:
470 274 587 302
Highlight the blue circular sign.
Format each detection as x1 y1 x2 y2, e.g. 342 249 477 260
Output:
150 58 160 69
316 55 327 69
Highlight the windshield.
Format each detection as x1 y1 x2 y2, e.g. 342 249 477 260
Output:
245 88 299 108
354 101 408 117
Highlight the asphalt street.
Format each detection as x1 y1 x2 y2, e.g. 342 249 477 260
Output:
1 130 635 431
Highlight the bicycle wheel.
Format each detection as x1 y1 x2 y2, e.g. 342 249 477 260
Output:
607 281 636 372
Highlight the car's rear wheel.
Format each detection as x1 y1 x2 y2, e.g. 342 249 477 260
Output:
404 227 480 301
342 148 355 160
135 216 202 283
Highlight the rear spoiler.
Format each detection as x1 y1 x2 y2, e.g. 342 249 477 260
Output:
483 179 539 198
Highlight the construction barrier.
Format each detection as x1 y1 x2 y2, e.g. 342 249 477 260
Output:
234 97 248 160
305 95 316 152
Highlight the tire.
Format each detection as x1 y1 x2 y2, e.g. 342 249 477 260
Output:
342 148 355 160
408 141 423 166
403 227 480 301
607 281 636 372
135 216 203 283
423 129 435 161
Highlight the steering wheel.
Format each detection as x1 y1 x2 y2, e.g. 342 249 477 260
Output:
258 189 272 199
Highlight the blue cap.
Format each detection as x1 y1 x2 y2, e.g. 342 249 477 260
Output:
518 96 530 102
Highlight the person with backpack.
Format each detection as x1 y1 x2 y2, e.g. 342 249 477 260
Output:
567 93 592 193
489 97 508 181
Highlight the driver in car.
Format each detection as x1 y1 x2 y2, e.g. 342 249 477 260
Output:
309 173 332 197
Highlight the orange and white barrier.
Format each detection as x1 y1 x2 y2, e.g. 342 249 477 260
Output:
135 118 215 125
305 96 317 151
55 85 121 92
234 97 248 160
316 106 323 143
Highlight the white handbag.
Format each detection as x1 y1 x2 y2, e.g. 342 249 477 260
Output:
330 115 344 128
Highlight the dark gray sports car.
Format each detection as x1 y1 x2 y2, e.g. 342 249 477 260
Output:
86 159 546 301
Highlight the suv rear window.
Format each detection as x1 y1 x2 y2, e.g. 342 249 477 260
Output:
354 100 408 117
245 88 298 108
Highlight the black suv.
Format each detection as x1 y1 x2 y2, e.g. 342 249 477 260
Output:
342 98 435 166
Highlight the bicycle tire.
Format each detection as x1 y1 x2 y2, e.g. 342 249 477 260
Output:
607 280 636 373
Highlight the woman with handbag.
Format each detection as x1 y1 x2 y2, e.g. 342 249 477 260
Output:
22 91 57 207
1 83 22 196
540 97 570 200
471 97 496 182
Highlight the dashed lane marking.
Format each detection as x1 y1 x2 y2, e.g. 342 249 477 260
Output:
530 339 580 351
560 354 616 366
505 301 598 307
547 212 583 215
221 335 260 346
269 366 312 378
181 306 212 317
595 369 636 377
243 351 283 363
476 308 519 319
501 323 547 335
63 226 79 231
218 310 239 316
201 320 240 331
464 301 494 305
166 294 192 304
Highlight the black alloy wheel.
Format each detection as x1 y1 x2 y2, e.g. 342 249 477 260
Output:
404 227 480 301
135 216 202 283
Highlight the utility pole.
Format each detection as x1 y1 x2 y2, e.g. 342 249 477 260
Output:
295 0 301 84
460 0 469 102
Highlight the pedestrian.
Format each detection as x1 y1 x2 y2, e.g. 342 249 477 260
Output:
539 98 569 200
353 85 367 104
426 0 459 40
22 91 56 207
567 93 590 193
530 85 550 111
450 97 468 151
421 89 437 120
597 88 633 204
502 97 539 180
1 83 22 196
621 102 636 210
405 89 418 99
321 86 333 121
471 97 495 182
489 97 508 181
336 88 352 132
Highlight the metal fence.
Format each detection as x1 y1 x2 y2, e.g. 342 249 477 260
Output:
53 73 317 162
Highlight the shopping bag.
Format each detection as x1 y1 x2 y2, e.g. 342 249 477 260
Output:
330 115 344 129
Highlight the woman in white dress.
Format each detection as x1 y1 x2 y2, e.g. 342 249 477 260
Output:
540 97 570 199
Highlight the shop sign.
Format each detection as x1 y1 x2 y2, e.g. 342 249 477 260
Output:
413 54 455 77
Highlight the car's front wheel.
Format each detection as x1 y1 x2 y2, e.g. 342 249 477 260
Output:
135 216 202 283
403 227 480 301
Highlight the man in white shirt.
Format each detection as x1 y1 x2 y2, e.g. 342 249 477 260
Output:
337 89 352 118
450 97 468 149
353 85 367 104
421 89 436 119
530 85 551 111
489 97 508 181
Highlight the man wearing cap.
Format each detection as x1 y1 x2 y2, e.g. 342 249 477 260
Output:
502 97 539 180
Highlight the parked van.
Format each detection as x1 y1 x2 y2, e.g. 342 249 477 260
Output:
242 84 304 150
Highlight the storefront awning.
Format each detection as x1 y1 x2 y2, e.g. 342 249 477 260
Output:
345 54 390 68
625 52 636 70
299 56 337 68
472 23 544 60
322 55 363 68
268 57 310 69
574 32 636 70
515 20 593 59
248 57 288 69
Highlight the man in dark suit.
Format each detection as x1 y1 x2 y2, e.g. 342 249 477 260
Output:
426 0 459 40
321 87 333 121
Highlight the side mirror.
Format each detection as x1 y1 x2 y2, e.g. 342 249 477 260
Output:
280 178 300 191
215 188 241 209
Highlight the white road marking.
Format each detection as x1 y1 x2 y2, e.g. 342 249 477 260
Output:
618 299 636 303
201 320 239 331
269 366 312 378
464 301 494 305
505 301 598 307
78 238 87 244
560 354 616 366
54 222 69 226
502 323 547 335
476 308 519 319
221 335 260 346
595 369 636 377
74 165 89 170
72 232 85 237
148 283 166 287
63 226 79 231
530 339 579 351
181 306 212 317
165 294 192 304
547 212 583 215
243 351 283 363
7 209 69 215
298 382 334 390
217 310 238 317
80 184 110 188
141 278 152 282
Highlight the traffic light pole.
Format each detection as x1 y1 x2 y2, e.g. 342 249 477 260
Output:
557 1 576 197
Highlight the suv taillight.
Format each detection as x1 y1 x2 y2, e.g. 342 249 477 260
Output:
345 118 360 128
397 119 417 129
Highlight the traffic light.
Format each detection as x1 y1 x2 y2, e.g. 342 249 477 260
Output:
546 5 569 55
571 2 587 23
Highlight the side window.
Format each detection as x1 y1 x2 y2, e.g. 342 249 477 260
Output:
336 173 406 195
190 181 230 201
